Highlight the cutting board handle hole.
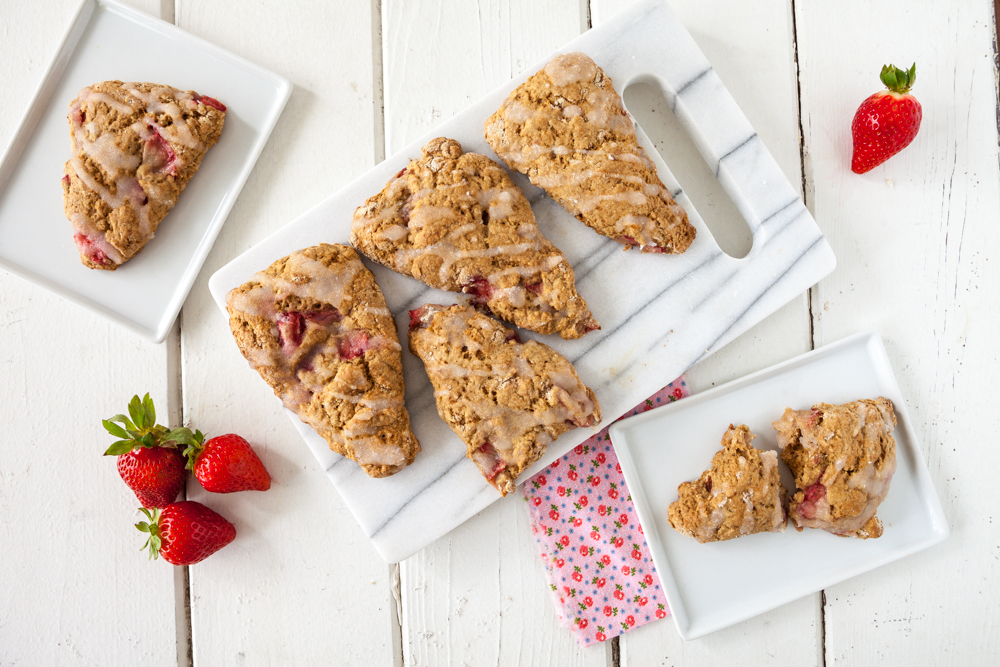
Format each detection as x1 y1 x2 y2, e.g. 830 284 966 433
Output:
624 82 753 259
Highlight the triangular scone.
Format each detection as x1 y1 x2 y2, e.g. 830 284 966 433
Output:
62 81 226 270
351 137 598 339
408 304 601 495
667 425 787 543
774 398 896 539
226 244 420 478
484 52 696 254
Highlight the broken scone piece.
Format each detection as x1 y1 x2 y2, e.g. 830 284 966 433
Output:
408 303 601 496
667 424 787 543
484 52 696 254
226 244 420 478
352 137 598 339
63 81 226 269
773 398 897 539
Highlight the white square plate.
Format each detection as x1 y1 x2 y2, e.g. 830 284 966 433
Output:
0 0 290 341
609 331 949 640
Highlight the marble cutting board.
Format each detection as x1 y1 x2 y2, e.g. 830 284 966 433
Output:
209 0 836 563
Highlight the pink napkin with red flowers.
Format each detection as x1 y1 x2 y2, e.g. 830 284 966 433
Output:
522 379 688 646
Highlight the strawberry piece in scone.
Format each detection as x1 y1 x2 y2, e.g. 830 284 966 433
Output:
773 398 897 539
351 137 599 340
62 81 226 270
484 52 695 254
667 424 787 543
408 304 601 495
226 244 420 478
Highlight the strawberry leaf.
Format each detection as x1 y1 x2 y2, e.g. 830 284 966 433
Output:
104 440 135 456
102 419 130 439
142 393 156 425
127 395 146 430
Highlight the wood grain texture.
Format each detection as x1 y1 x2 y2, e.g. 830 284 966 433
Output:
0 2 180 665
797 0 1000 663
382 1 607 665
592 0 819 660
174 0 394 664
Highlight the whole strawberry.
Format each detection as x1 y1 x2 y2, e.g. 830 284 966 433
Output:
136 501 237 565
104 394 195 508
851 63 922 173
184 432 271 493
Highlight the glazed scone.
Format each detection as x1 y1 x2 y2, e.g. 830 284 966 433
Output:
63 81 226 270
667 424 787 543
408 303 601 496
484 52 695 254
352 137 599 339
226 244 420 478
773 398 897 539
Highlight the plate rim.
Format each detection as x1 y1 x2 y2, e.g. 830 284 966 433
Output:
608 330 950 639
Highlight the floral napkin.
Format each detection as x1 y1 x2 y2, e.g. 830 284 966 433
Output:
522 379 689 646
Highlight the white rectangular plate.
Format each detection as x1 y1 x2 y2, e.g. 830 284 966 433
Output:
609 331 949 640
209 0 836 563
0 0 290 341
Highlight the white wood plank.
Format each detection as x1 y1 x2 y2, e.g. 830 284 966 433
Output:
592 0 821 663
796 0 1000 663
0 1 179 664
382 1 610 664
173 0 394 664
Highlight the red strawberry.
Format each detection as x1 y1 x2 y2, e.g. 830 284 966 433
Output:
103 394 193 508
135 501 236 565
184 433 271 493
851 63 922 173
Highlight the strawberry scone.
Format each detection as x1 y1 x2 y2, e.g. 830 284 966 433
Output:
351 137 598 339
773 398 897 539
226 244 420 478
62 81 226 270
408 304 600 496
667 424 787 543
484 52 695 254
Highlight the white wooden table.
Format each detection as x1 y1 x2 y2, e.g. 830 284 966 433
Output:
2 1 997 664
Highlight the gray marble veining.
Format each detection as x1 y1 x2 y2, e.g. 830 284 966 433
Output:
208 0 835 563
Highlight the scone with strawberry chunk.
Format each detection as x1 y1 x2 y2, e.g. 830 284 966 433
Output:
63 81 225 269
773 398 897 539
351 137 598 339
484 52 695 254
226 244 420 478
408 304 600 495
667 424 787 543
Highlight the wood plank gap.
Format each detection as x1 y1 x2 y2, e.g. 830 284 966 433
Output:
819 590 827 667
582 0 593 31
160 0 175 22
390 563 404 667
373 0 386 164
611 636 620 667
993 0 1000 154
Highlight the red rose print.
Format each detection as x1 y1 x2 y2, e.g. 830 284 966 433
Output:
574 445 584 455
673 387 683 399
621 565 630 575
601 555 611 566
616 463 622 474
632 546 642 560
596 577 606 588
608 488 619 499
533 497 541 506
579 545 588 556
597 453 606 464
614 589 624 600
590 476 600 487
549 510 560 521
572 517 583 527
590 529 601 540
537 475 547 485
656 608 667 619
613 537 624 548
555 558 565 568
559 535 570 547
550 459 560 468
598 505 608 516
644 574 654 586
626 615 636 627
603 605 612 617
583 596 593 607
579 495 588 507
568 470 578 481
638 524 644 535
639 596 648 606
578 619 588 629
619 513 629 525
596 632 606 642
557 485 566 496
572 571 583 582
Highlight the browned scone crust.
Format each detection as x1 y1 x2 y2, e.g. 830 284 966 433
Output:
351 137 598 339
226 244 420 478
408 304 601 496
63 81 226 270
667 425 787 543
484 52 696 254
773 398 897 539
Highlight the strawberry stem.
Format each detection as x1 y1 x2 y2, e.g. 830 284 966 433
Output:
135 507 163 560
103 394 200 456
880 63 916 95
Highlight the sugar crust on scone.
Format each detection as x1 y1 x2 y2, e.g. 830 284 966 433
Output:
352 137 598 340
62 81 225 270
667 424 787 543
407 303 601 496
484 52 695 254
773 398 897 539
226 243 420 478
